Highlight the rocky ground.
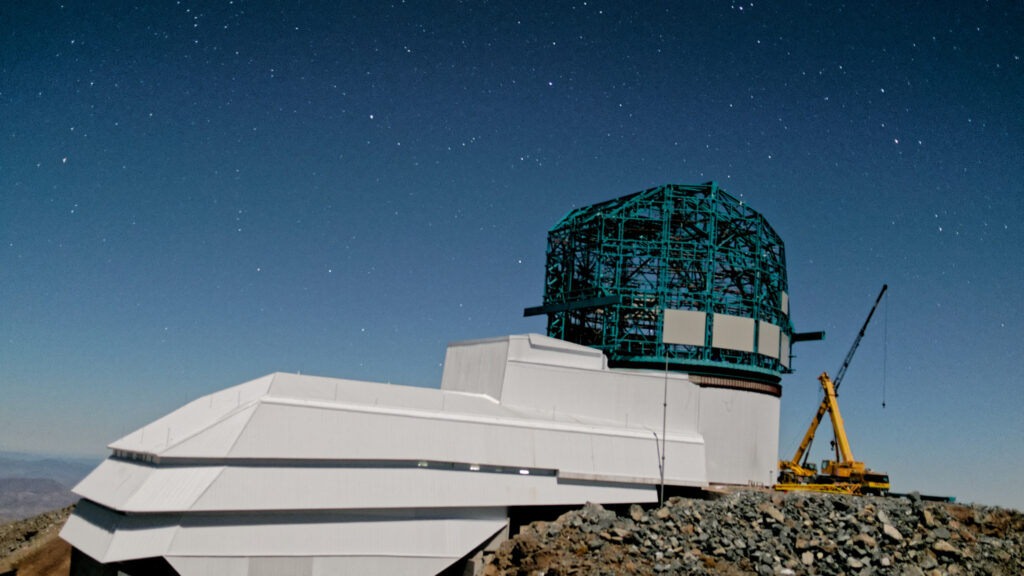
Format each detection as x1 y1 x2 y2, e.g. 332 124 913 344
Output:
0 506 73 575
483 490 1023 576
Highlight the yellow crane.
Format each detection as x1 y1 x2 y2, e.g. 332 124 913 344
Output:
776 285 890 496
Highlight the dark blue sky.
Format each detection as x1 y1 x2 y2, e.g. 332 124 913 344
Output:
2 1 1022 509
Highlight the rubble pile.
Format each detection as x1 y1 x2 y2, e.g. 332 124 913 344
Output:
0 505 71 562
483 491 1022 576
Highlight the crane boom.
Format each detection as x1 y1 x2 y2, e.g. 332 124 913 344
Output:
798 283 887 465
777 285 891 495
833 284 888 390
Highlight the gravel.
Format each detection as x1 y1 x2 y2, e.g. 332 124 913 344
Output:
483 490 1023 576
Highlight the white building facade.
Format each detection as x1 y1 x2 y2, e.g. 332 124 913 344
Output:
62 333 779 575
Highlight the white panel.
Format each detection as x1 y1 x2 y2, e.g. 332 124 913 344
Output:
104 518 179 563
662 309 706 346
168 556 249 576
781 291 789 316
124 466 224 512
501 362 699 435
110 374 273 454
66 507 508 566
169 515 508 558
75 460 222 513
228 401 688 484
162 404 258 458
60 501 117 563
173 556 458 576
73 458 154 508
313 556 455 576
192 466 655 511
250 557 313 576
698 387 779 486
60 500 184 563
661 437 709 486
711 314 755 353
440 337 510 398
780 333 791 368
757 321 781 359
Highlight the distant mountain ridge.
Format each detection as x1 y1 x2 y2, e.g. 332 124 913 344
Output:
0 452 101 522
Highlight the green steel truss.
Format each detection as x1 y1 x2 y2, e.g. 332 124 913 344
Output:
538 182 793 379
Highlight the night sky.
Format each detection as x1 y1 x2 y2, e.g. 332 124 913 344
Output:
2 2 1022 509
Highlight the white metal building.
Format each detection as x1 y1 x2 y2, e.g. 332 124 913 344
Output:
62 333 779 575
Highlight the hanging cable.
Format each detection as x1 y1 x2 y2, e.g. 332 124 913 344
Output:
882 289 889 408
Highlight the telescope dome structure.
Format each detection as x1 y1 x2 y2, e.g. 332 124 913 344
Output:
526 182 793 385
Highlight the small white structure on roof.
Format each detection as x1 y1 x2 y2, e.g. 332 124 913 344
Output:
62 334 779 576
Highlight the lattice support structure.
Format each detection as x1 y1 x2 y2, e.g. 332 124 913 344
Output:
527 182 794 382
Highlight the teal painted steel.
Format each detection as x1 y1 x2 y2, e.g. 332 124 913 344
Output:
536 182 794 379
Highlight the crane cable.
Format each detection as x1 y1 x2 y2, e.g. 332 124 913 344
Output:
882 291 888 408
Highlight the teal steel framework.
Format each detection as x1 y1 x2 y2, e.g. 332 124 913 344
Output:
525 182 793 381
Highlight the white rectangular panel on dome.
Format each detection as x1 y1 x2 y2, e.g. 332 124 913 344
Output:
662 309 706 346
780 332 791 368
781 291 789 315
711 314 755 353
757 321 781 359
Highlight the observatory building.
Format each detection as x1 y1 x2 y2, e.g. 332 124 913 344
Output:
526 181 794 386
63 182 798 576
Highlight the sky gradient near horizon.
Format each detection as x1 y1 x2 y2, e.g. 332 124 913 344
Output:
2 1 1022 510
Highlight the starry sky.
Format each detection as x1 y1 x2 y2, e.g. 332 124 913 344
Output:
2 2 1022 509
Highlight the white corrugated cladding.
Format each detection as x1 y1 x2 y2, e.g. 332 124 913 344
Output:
63 500 509 569
63 333 780 575
699 387 780 486
73 459 655 513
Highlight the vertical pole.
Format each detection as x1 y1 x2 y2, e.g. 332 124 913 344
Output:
660 355 668 505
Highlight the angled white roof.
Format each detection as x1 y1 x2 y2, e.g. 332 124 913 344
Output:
109 371 515 457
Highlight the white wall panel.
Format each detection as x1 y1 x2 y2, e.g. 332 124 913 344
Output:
60 501 118 563
662 309 706 346
757 321 781 359
711 314 755 353
169 515 507 558
698 387 779 486
500 362 700 435
60 500 184 563
167 556 249 576
226 401 688 484
249 557 312 576
440 337 510 398
190 466 655 511
313 556 457 576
